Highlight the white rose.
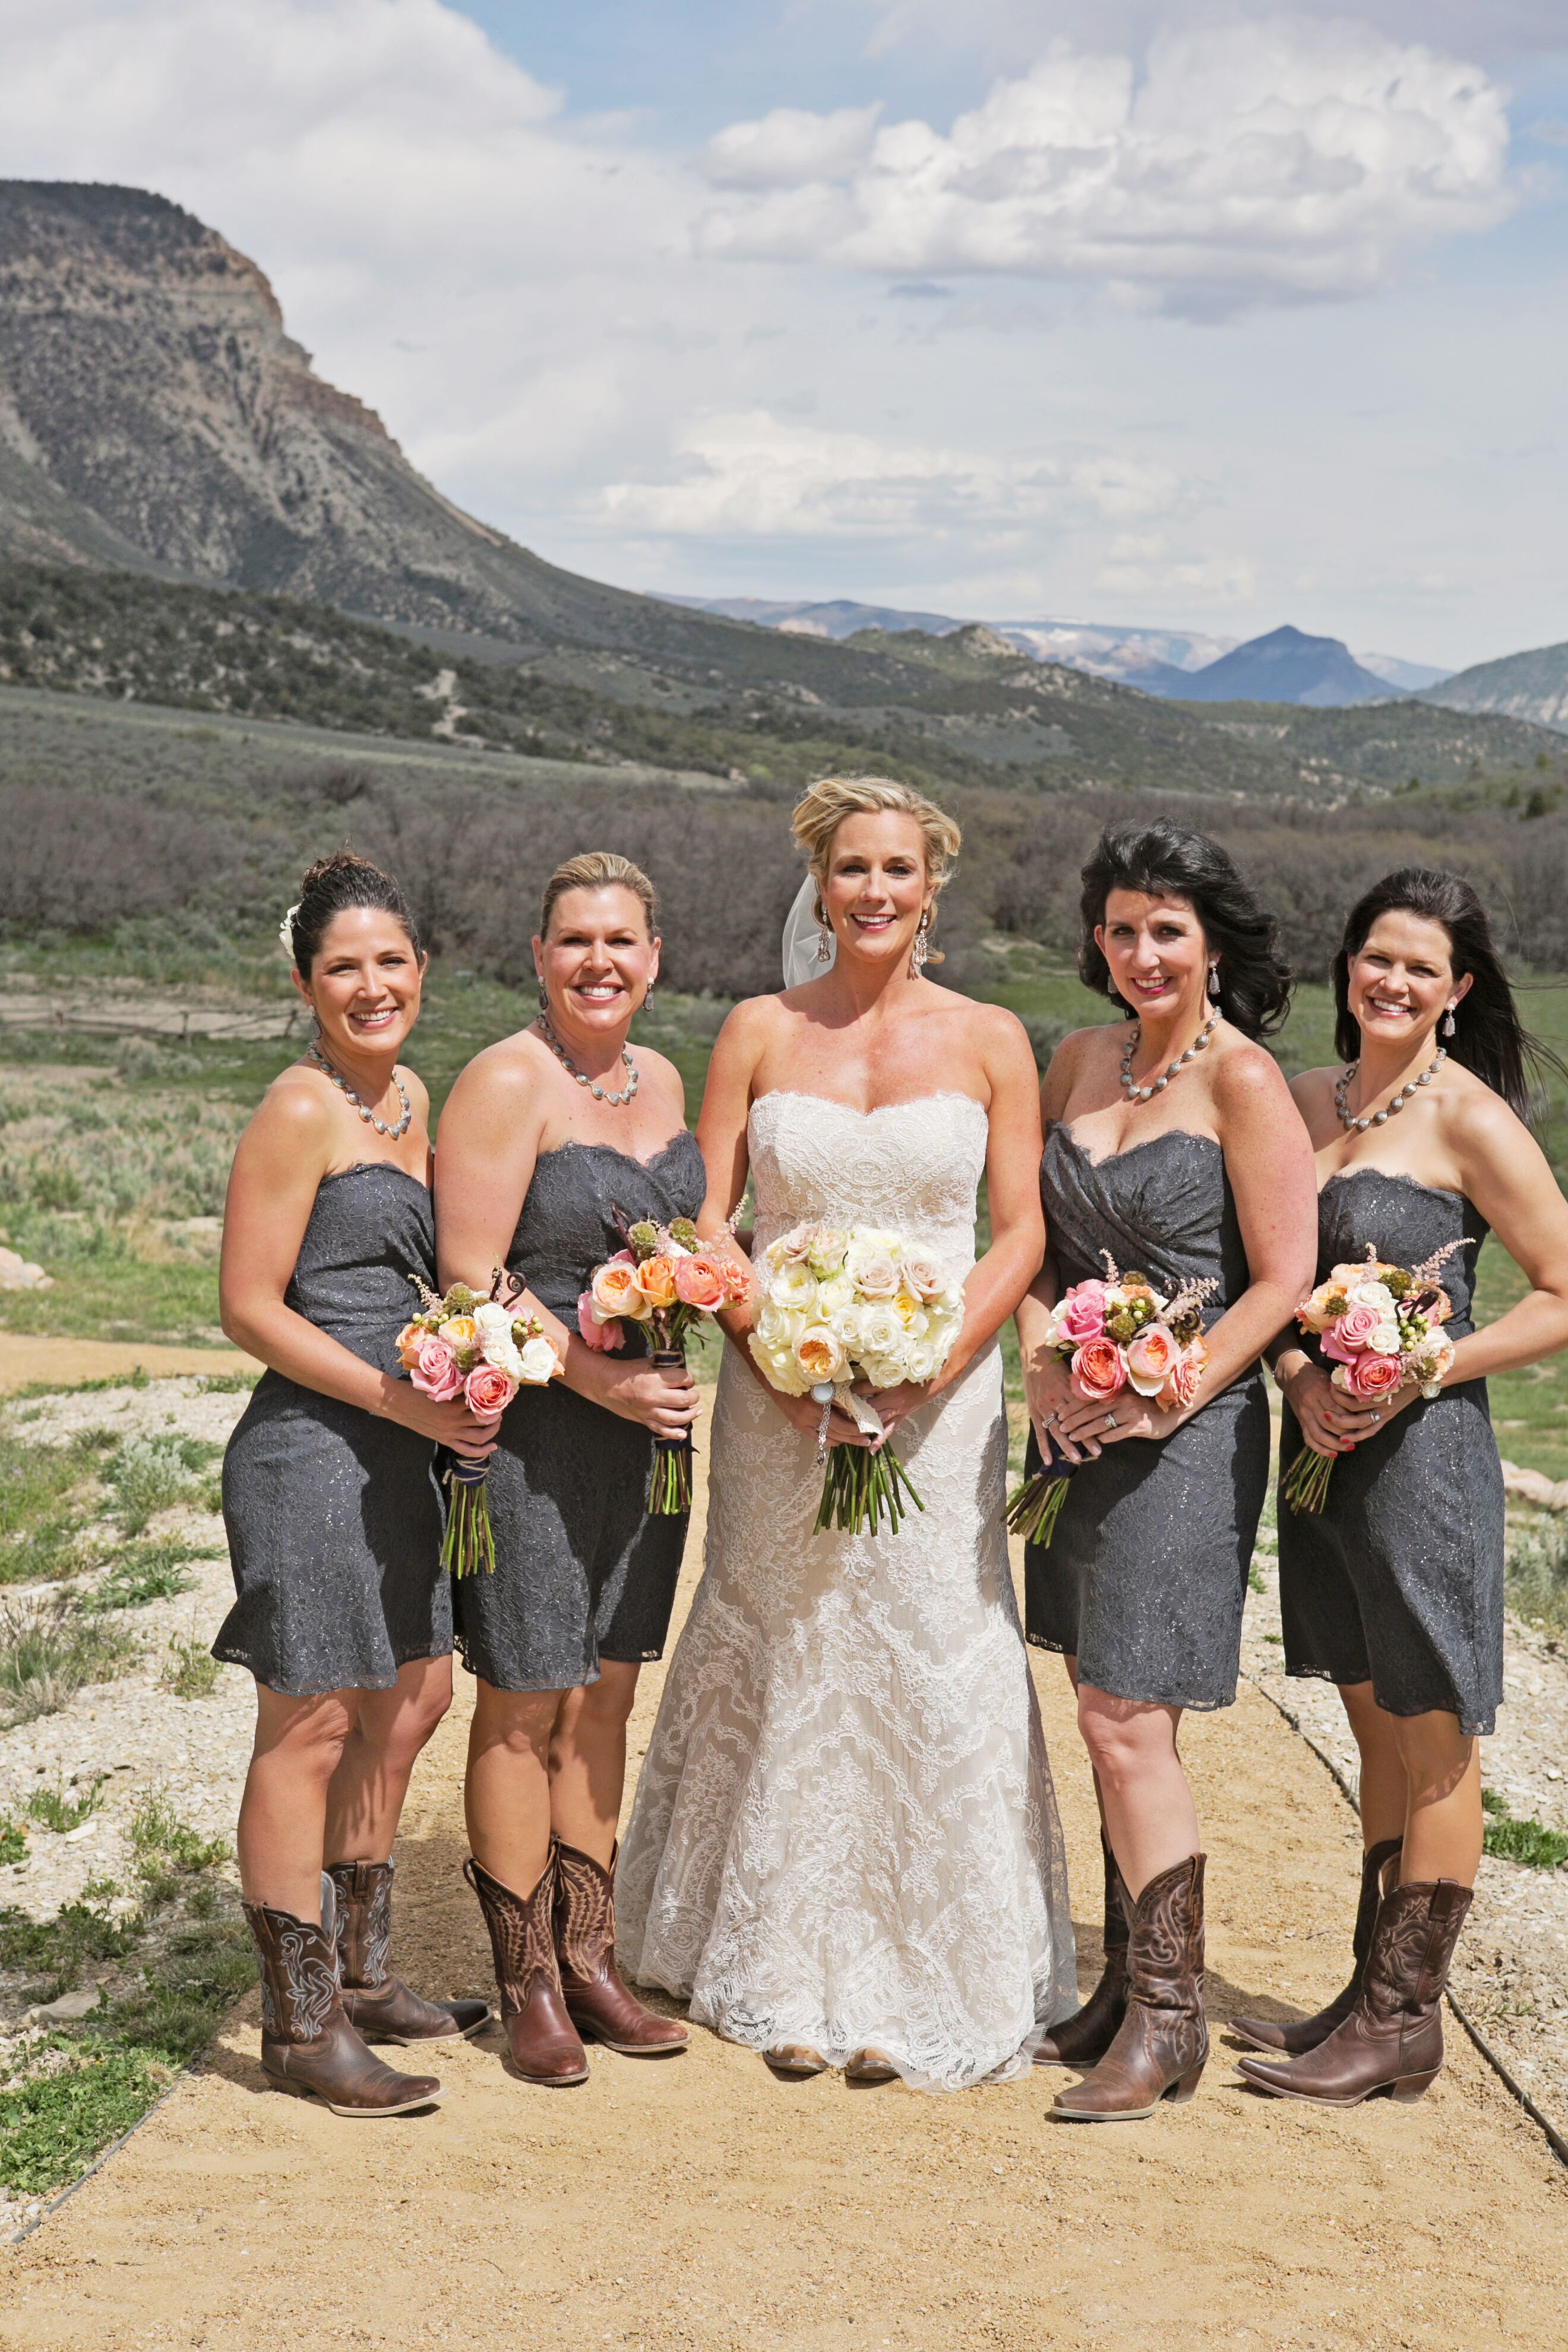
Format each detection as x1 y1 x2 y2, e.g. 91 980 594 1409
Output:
846 1229 901 1273
769 1225 814 1266
769 1261 820 1311
1349 1281 1396 1315
473 1301 511 1342
900 1250 947 1303
815 1269 855 1314
755 1299 804 1351
827 1301 865 1348
804 1226 848 1277
749 1330 809 1395
483 1334 526 1382
1365 1323 1402 1357
858 1303 905 1362
517 1335 560 1385
906 1342 938 1383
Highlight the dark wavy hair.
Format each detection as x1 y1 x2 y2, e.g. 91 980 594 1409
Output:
1332 868 1561 1123
1078 820 1293 1040
286 851 422 975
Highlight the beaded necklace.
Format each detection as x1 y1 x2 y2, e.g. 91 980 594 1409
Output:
1119 1009 1219 1104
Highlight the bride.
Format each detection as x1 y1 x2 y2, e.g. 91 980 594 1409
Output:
617 775 1076 2089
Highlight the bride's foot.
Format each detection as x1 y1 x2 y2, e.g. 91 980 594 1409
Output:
844 2048 899 2085
764 2043 828 2077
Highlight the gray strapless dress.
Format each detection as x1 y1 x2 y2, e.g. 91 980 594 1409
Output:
1025 1125 1270 1711
215 1164 448 1696
452 1131 706 1693
1278 1170 1503 1735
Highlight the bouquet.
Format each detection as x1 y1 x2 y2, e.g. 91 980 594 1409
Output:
747 1222 966 1535
1281 1243 1460 1514
1008 1253 1215 1547
398 1278 560 1576
580 1215 750 1513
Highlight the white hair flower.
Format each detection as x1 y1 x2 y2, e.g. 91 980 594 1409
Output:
278 902 301 962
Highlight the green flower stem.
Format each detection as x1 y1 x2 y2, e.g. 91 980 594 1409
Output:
1282 1443 1335 1516
1006 1471 1071 1548
814 1441 924 1536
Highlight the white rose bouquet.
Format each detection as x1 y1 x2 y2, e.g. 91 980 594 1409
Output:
748 1221 965 1534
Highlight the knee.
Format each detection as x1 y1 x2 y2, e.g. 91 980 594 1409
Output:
254 1700 354 1784
1077 1692 1165 1788
473 1693 557 1766
1391 1715 1474 1797
568 1671 638 1739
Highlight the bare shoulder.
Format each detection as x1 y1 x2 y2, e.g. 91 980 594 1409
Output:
400 1065 432 1121
1210 1029 1293 1115
1289 1065 1339 1120
713 991 788 1067
250 1061 338 1147
630 1038 687 1118
1047 1022 1122 1088
447 1027 549 1107
1442 1064 1533 1164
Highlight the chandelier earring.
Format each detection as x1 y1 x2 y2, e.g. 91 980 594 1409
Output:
814 897 834 963
536 976 549 1011
643 978 656 1010
1441 1003 1456 1038
1206 961 1222 1004
910 911 932 978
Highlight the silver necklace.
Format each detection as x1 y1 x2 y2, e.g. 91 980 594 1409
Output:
538 1014 639 1107
1335 1047 1446 1133
1120 1009 1219 1104
309 1042 412 1138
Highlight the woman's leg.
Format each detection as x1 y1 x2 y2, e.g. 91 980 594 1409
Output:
1076 1683 1199 1897
237 1684 355 1917
549 1661 641 1864
1337 1679 1407 1852
1391 1708 1482 1886
465 1680 564 1895
323 1656 454 1869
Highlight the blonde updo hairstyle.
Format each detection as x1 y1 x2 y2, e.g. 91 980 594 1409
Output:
791 776 961 964
539 850 659 939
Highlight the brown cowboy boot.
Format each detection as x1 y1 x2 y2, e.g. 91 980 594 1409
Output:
1231 1837 1402 2056
554 1838 688 2056
464 1851 589 2086
328 1858 490 2046
1238 1877 1472 2107
243 1898 443 2116
1035 1830 1130 2068
1051 1854 1208 2122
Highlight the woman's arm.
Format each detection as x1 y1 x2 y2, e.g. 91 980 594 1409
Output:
932 1008 1044 1393
1015 1033 1093 1459
220 1081 495 1451
695 998 770 1345
1439 1092 1568 1383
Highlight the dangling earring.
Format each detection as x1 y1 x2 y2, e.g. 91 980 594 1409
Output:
1441 1003 1456 1038
643 978 656 1010
536 977 549 1011
910 913 931 978
814 899 833 963
1206 962 1221 1004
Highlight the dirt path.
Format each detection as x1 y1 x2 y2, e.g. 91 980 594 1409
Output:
3 1454 1566 2350
0 1339 258 1395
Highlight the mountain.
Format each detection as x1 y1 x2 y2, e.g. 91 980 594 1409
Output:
1355 651 1453 693
1417 640 1568 734
665 595 972 640
1171 625 1390 707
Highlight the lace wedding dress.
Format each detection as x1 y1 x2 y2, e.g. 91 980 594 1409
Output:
617 1090 1077 2090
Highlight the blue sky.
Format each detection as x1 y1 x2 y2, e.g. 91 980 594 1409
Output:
4 1 1567 668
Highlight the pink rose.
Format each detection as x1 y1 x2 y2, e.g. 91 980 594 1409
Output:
577 1291 625 1351
1322 1301 1379 1362
1055 1281 1109 1346
674 1253 726 1312
1070 1337 1127 1404
1343 1350 1404 1401
410 1334 461 1402
1158 1335 1209 1412
720 1257 753 1305
464 1364 516 1417
1124 1322 1180 1398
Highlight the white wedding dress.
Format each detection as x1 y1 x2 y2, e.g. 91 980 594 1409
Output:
617 1090 1077 2091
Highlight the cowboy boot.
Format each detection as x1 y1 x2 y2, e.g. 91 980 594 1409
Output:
1231 1837 1402 2056
328 1858 490 2045
1035 1830 1130 2067
1238 1878 1472 2107
553 1837 688 2056
464 1850 589 2086
243 1897 443 2116
1051 1855 1208 2122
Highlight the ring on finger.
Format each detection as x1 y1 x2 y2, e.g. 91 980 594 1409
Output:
1370 1410 1382 1424
1103 1412 1117 1431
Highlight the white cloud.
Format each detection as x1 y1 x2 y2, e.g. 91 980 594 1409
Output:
701 105 881 190
602 408 1187 540
698 18 1515 312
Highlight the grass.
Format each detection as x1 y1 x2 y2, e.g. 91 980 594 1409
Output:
101 1436 222 1537
0 1594 141 1725
77 1539 217 1614
0 1816 26 1866
157 1630 219 1700
1481 1787 1568 1870
1504 1514 1568 1637
0 1425 118 1585
25 1775 106 1835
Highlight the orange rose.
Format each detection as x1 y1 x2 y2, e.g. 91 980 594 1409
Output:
590 1254 650 1322
439 1314 479 1348
636 1255 679 1309
395 1321 426 1371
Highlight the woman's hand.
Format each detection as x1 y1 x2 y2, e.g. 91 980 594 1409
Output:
770 1389 874 1448
577 1351 703 1443
1050 1383 1190 1452
386 1388 503 1457
1023 1351 1095 1463
1282 1361 1415 1458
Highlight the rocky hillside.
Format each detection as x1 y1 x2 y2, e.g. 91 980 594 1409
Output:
1420 640 1568 734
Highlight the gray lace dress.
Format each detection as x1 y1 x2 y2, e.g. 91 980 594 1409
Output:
453 1132 706 1693
1025 1124 1270 1711
1278 1170 1503 1735
215 1164 448 1696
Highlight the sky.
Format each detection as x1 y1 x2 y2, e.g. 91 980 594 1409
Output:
3 2 1567 667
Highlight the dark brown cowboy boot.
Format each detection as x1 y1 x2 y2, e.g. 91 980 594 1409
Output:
554 1837 688 2056
328 1858 490 2046
1051 1854 1208 2122
1238 1878 1472 2107
1231 1837 1401 2056
464 1851 589 2086
243 1898 443 2116
1035 1830 1130 2068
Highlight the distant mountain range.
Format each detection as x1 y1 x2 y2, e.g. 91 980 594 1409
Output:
1417 640 1568 736
674 597 1450 703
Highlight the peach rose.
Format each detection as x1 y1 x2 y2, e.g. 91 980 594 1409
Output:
1341 1349 1405 1402
851 1253 900 1300
795 1324 848 1384
395 1320 426 1371
720 1257 753 1305
900 1251 947 1304
1124 1322 1180 1398
577 1291 625 1351
1158 1334 1208 1412
438 1314 479 1349
590 1253 650 1323
1070 1336 1127 1404
464 1363 516 1417
636 1255 679 1310
1055 1281 1109 1346
673 1253 726 1311
410 1334 461 1402
1322 1301 1379 1361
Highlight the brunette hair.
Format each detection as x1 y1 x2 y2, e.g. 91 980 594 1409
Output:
1078 819 1293 1040
1332 868 1561 1122
287 852 421 974
539 851 659 939
791 774 961 963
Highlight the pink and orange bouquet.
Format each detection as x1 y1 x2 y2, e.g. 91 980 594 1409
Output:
1009 1253 1215 1547
1281 1243 1460 1514
579 1215 749 1513
399 1278 561 1576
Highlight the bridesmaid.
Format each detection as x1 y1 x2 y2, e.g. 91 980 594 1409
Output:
435 851 700 2085
1016 818 1317 2122
1235 868 1568 2106
218 852 495 2117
